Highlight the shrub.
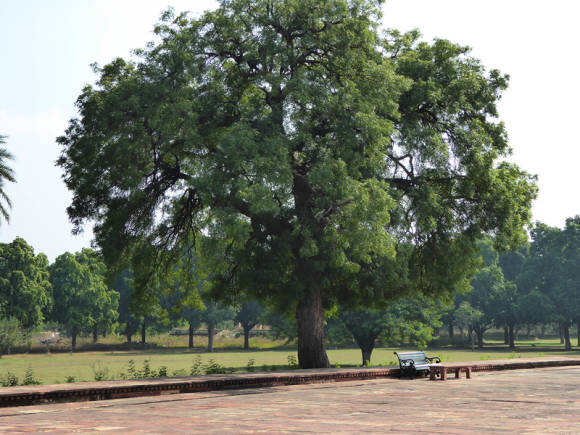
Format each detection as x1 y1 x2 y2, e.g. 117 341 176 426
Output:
190 356 203 376
22 367 40 385
91 361 109 381
204 359 227 374
287 355 298 369
1 371 19 387
246 358 256 372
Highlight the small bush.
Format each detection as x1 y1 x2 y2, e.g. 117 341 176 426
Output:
246 358 256 372
204 359 227 374
141 359 152 378
91 361 109 381
287 355 298 369
190 356 203 376
1 371 19 387
157 366 168 378
65 376 76 383
22 367 40 385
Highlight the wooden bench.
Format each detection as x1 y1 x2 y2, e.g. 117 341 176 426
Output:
429 363 472 381
394 351 441 378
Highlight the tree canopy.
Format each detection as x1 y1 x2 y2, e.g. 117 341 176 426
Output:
57 0 537 367
48 249 119 350
0 238 51 329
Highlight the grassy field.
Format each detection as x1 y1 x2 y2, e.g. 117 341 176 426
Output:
2 338 580 385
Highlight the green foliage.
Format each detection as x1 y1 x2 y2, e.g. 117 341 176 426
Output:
57 0 537 367
90 361 109 381
22 367 40 385
65 376 76 383
246 358 256 372
204 359 227 374
190 355 203 376
0 371 18 387
0 135 15 224
0 317 24 357
0 238 52 329
287 355 298 369
48 249 119 349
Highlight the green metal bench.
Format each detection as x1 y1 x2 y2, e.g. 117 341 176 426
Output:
394 351 441 378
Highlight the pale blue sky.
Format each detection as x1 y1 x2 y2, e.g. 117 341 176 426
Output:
1 0 578 261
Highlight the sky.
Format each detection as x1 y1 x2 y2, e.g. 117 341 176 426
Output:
0 0 578 261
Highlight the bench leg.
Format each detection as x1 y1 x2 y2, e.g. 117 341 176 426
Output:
466 367 471 379
455 368 460 379
430 370 436 380
441 368 447 381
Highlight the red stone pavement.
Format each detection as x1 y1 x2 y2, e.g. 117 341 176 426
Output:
0 358 579 433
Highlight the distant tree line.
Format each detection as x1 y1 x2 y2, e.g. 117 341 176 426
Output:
445 217 580 350
1 216 580 361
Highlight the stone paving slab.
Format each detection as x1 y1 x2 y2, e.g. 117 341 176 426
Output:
1 365 579 433
1 356 580 408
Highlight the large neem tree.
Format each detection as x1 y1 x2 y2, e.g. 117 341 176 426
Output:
57 0 536 368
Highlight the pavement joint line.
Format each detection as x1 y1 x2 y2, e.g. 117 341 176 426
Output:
0 356 579 408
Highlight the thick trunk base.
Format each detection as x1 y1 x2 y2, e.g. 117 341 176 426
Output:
361 347 374 366
296 288 329 369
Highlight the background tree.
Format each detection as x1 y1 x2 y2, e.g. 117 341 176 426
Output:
523 222 578 350
454 301 483 351
0 135 15 224
334 295 444 366
235 301 265 350
57 0 537 367
0 317 24 357
201 301 235 352
0 238 52 329
113 270 141 344
49 249 116 351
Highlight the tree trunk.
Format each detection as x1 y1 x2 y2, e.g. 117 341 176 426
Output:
296 288 330 368
448 324 454 338
243 326 251 350
559 323 564 344
141 319 146 344
207 323 214 352
541 324 546 338
433 327 440 337
71 326 78 352
469 327 475 351
126 331 132 344
476 330 484 348
459 326 464 337
508 323 515 349
102 330 107 338
361 346 374 366
188 322 194 349
564 323 571 351
93 325 98 343
504 326 509 345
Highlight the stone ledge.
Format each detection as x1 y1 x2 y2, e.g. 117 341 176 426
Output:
1 357 579 407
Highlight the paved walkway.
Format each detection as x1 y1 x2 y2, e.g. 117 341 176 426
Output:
1 365 579 433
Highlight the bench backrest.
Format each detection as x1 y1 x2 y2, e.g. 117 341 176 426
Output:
394 351 429 365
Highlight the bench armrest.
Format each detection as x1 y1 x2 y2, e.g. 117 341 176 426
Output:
426 356 441 364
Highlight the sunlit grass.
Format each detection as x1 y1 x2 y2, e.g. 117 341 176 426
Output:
1 337 579 385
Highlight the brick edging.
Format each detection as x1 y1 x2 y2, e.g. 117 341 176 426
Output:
2 358 580 408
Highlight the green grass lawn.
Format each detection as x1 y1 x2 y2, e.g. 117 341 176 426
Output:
2 341 580 386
